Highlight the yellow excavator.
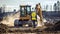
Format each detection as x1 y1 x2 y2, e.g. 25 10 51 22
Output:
14 3 44 27
0 3 47 33
14 5 32 27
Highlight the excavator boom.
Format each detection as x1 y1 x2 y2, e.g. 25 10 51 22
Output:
36 3 43 23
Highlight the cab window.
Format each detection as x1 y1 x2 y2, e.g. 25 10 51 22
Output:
27 7 31 15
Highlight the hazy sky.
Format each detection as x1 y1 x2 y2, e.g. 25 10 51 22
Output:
0 0 59 6
0 0 60 11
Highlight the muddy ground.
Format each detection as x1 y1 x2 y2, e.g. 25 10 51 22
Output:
1 31 60 34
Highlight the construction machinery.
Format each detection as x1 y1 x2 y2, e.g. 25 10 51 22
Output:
1 3 53 33
14 5 33 27
14 3 44 27
1 3 60 33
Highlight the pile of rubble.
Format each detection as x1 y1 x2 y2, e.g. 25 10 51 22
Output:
0 23 8 33
44 21 60 31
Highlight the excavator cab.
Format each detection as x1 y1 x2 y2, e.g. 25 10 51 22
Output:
20 5 31 20
20 5 31 16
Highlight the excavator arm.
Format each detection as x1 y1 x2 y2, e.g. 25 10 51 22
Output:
36 3 43 23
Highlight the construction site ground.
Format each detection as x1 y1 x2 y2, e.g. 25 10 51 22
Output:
1 21 60 34
1 30 60 34
1 25 60 34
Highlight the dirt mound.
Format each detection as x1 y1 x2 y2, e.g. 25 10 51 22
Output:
0 23 8 33
44 21 60 31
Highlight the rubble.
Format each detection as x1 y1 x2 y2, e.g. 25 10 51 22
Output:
0 23 8 33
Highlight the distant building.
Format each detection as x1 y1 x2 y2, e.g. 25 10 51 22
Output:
0 5 6 13
53 1 60 11
43 5 46 11
43 5 48 11
0 7 2 13
53 2 56 11
43 5 53 11
0 7 5 13
46 5 48 11
50 5 52 11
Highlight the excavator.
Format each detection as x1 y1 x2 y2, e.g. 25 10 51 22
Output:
14 5 32 27
14 3 44 27
0 3 48 33
1 3 60 33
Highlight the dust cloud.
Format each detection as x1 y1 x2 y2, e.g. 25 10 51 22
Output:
1 12 20 26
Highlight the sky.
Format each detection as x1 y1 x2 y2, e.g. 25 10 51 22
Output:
0 0 60 11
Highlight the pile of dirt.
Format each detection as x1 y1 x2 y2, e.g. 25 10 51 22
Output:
44 21 60 31
0 23 8 33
